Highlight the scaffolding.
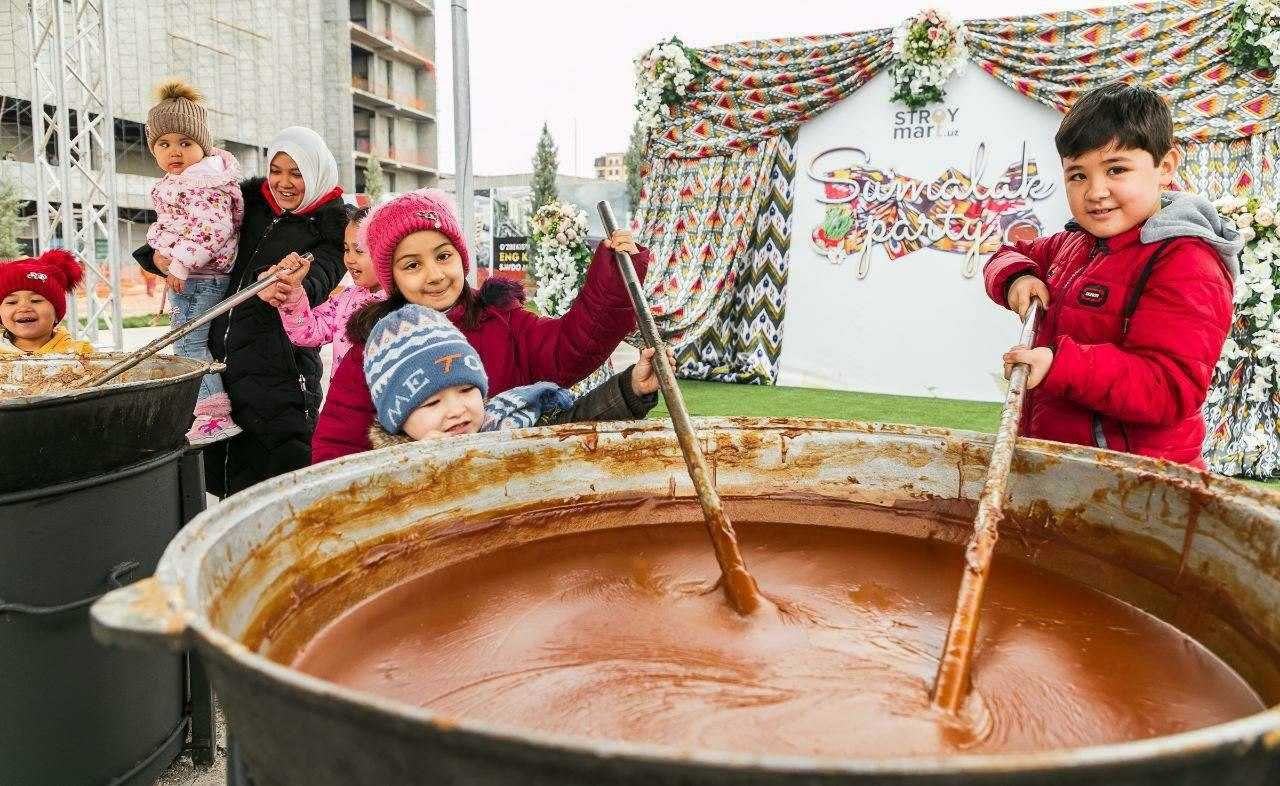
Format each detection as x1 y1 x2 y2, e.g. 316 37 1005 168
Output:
27 0 123 348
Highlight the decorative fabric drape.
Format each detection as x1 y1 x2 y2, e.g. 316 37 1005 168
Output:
634 133 795 383
636 31 888 382
1196 128 1280 477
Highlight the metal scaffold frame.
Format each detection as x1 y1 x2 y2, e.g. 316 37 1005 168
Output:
28 0 123 348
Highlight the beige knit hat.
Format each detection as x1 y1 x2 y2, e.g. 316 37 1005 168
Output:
145 80 211 153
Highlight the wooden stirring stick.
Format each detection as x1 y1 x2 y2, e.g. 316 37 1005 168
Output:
597 202 762 615
933 298 1042 712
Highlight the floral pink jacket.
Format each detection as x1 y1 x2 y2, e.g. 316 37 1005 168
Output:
278 283 385 374
147 147 244 280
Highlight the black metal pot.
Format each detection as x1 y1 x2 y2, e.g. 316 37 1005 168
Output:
0 448 206 785
0 353 208 494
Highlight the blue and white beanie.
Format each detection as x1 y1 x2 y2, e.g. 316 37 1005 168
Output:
481 382 576 431
364 304 489 433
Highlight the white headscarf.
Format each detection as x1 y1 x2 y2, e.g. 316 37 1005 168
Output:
266 126 339 213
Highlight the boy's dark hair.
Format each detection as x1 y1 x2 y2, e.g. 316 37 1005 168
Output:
1055 82 1174 163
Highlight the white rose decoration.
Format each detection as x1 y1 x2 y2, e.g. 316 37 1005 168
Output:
1256 207 1275 227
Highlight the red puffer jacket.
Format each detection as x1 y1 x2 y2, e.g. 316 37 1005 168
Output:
984 220 1234 468
311 241 650 463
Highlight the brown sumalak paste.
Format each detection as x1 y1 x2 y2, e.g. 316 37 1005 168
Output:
290 518 1263 758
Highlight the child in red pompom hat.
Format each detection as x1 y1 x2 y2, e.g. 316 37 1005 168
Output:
0 249 93 355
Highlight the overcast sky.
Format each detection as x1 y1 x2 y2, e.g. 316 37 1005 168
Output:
431 1 1126 177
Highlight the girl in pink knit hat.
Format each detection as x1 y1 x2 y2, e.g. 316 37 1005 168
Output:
309 188 650 462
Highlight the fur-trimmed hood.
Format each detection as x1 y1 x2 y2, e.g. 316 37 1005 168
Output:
368 423 413 449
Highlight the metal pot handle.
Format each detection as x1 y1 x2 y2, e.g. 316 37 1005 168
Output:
90 576 191 653
0 561 140 616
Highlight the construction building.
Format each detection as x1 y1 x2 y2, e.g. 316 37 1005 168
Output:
0 0 437 322
348 0 439 194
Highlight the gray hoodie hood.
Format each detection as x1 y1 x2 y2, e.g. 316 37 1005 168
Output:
1141 191 1243 280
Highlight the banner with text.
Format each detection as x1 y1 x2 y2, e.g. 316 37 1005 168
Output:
780 69 1070 401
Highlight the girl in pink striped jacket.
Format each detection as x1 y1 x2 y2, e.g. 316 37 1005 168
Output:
274 206 384 382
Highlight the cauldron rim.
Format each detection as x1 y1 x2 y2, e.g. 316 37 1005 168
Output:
105 418 1280 777
0 352 208 410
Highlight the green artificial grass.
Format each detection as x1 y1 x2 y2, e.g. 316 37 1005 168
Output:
649 380 1280 490
652 380 1002 433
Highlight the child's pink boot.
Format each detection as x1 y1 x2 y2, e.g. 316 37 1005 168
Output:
187 392 242 445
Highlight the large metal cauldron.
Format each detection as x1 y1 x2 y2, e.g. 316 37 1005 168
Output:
92 419 1280 785
0 352 207 493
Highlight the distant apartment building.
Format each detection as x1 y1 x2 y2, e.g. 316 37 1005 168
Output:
347 0 439 194
593 152 625 181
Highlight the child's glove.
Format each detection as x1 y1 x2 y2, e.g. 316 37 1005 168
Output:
1008 275 1050 319
1003 345 1053 390
482 382 576 431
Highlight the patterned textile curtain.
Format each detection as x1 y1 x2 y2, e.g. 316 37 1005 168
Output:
1190 127 1280 477
633 134 795 383
1180 128 1280 199
637 30 890 382
966 0 1279 143
649 31 892 159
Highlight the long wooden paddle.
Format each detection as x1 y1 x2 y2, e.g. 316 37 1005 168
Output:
933 298 1042 712
597 201 762 615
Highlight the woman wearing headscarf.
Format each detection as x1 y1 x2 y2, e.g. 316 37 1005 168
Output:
135 126 347 495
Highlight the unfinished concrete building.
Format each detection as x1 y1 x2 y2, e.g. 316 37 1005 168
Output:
348 0 439 194
0 0 437 309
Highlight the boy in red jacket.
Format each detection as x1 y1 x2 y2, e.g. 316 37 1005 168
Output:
988 82 1243 468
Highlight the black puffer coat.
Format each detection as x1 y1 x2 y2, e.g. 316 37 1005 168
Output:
135 177 345 494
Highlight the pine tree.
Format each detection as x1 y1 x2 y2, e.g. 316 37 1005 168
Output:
530 124 559 214
364 154 386 204
0 179 25 258
623 120 647 215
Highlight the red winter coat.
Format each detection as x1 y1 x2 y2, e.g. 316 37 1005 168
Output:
984 222 1234 468
311 242 650 462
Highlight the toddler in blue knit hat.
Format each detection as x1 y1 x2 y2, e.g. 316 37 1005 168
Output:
364 304 666 444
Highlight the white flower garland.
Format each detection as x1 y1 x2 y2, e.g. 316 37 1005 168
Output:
529 201 616 395
890 9 968 109
1229 0 1280 76
634 36 705 135
529 202 592 318
1211 194 1280 406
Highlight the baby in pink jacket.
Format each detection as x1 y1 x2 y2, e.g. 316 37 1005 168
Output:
271 205 384 383
145 80 245 443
